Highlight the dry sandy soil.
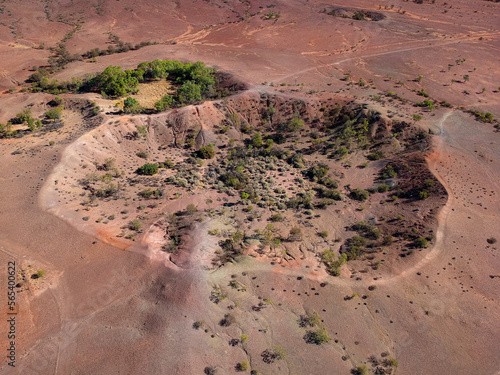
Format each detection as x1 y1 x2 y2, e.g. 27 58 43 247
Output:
0 1 499 374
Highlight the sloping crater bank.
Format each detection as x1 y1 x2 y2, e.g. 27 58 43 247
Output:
41 88 447 278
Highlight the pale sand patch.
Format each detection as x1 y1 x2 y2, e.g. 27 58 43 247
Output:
113 80 176 109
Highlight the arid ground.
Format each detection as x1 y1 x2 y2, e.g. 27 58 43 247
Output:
0 1 499 374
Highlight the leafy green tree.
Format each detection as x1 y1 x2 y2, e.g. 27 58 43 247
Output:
12 109 32 124
252 132 263 148
154 94 175 111
45 107 63 120
27 117 36 131
123 97 141 113
88 66 140 97
177 81 202 103
287 117 304 132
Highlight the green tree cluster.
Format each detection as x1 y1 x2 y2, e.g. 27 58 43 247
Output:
86 66 141 97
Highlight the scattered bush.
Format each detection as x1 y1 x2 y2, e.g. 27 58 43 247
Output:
385 358 399 368
351 188 369 201
220 313 235 327
197 145 216 159
204 366 217 375
155 94 175 111
287 117 304 132
269 213 284 222
35 270 46 278
139 188 159 198
45 107 63 120
367 151 385 160
304 327 330 345
123 97 141 113
193 320 204 329
383 235 394 246
318 230 329 238
419 190 429 200
321 250 347 276
288 227 303 241
138 163 158 175
378 183 390 192
352 364 368 375
487 237 497 244
300 312 322 327
414 237 428 248
237 361 249 371
129 219 142 231
186 203 198 215
261 345 286 364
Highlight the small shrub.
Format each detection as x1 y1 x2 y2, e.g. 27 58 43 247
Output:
220 313 235 327
318 230 328 239
138 163 158 175
269 213 284 222
487 237 497 244
336 146 349 158
378 184 390 193
304 327 330 345
198 145 216 159
352 364 368 375
287 117 304 132
186 203 198 215
351 188 369 201
414 237 428 248
36 270 46 278
237 361 249 371
419 190 429 200
261 345 286 363
193 320 204 329
123 97 141 113
252 132 263 147
204 366 217 375
300 312 322 327
367 151 385 160
289 226 302 241
45 107 63 120
385 358 399 368
139 189 159 198
129 219 142 231
383 235 394 246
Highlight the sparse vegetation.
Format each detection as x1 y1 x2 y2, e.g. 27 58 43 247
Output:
414 237 428 248
487 237 497 244
138 163 158 175
198 144 216 159
304 327 330 345
129 219 142 231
